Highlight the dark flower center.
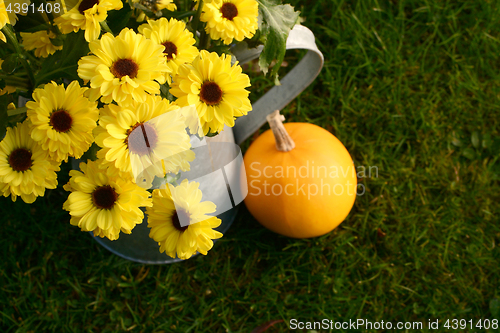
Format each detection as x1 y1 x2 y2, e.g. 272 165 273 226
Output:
50 109 73 133
220 2 238 20
92 185 118 209
172 209 190 232
200 81 223 105
126 122 158 156
8 148 32 172
110 59 139 79
78 0 99 14
162 41 177 60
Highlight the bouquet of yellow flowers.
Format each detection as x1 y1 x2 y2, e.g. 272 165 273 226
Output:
0 0 301 260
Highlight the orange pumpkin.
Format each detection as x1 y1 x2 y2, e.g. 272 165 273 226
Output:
242 110 356 238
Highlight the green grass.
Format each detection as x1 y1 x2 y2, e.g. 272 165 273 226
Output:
2 0 500 332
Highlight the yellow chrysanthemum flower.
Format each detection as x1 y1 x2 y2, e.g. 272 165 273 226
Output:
20 31 63 58
54 0 123 42
0 0 30 42
63 159 152 241
0 1 8 42
200 0 258 45
94 95 194 184
0 86 15 95
78 28 169 104
156 0 175 11
0 121 60 203
138 17 199 83
26 81 99 163
170 50 252 135
147 179 223 259
1 0 30 25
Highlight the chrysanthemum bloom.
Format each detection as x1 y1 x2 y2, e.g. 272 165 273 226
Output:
0 121 60 203
138 17 199 83
63 159 152 240
78 28 169 104
147 179 223 259
170 50 252 135
155 0 175 11
20 31 63 58
94 95 194 183
26 81 98 163
0 0 30 42
54 0 123 42
200 0 258 45
0 1 8 42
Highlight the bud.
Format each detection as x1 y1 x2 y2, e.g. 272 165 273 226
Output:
1 54 19 74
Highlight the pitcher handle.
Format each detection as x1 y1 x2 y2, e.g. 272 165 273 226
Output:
232 24 324 145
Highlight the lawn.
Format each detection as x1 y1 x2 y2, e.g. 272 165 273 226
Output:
1 0 500 332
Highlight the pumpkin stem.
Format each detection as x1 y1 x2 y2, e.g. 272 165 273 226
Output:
266 110 295 152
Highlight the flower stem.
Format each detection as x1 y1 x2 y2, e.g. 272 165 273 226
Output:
199 28 209 50
2 25 35 88
38 0 56 24
176 10 197 20
7 106 27 117
0 74 31 90
191 0 204 34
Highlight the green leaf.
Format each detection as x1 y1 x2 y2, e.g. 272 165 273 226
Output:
50 35 64 47
482 133 492 149
471 131 480 149
106 3 134 34
13 10 49 33
35 31 89 86
80 142 99 162
1 54 18 74
256 0 300 83
490 298 500 319
450 132 462 147
0 94 11 139
462 147 476 160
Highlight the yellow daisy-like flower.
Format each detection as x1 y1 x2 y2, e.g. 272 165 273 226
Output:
78 28 169 104
200 0 258 45
138 17 199 83
1 0 30 25
0 0 30 42
20 31 63 58
156 0 176 11
0 121 60 203
147 179 223 259
0 1 8 42
94 95 194 183
63 159 152 241
54 0 123 42
170 50 252 135
26 81 99 163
